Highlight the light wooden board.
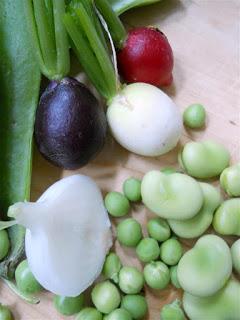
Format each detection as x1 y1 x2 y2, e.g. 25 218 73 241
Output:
0 0 239 319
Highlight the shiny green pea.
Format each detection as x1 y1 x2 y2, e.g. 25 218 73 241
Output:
105 192 130 217
123 178 142 202
15 260 42 294
54 293 84 316
136 238 160 263
103 252 122 283
147 218 171 242
76 307 102 320
119 267 144 294
160 239 183 266
117 218 142 247
121 295 148 320
183 103 206 129
170 266 181 289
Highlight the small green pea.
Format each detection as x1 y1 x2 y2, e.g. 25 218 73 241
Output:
183 103 206 129
170 266 181 289
103 252 122 283
136 238 160 263
15 259 42 294
0 230 10 260
123 178 142 202
117 218 142 247
91 281 121 314
160 299 185 320
147 218 171 242
0 305 13 320
160 239 183 266
119 266 144 294
76 307 103 320
121 295 148 320
143 261 170 290
54 294 84 316
104 308 132 320
105 192 130 217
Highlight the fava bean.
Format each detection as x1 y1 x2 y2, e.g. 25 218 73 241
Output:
220 163 240 196
141 171 203 220
179 141 230 178
183 279 240 320
213 198 240 236
231 239 240 274
177 235 232 297
168 183 222 238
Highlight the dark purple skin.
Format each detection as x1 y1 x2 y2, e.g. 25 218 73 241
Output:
34 77 107 169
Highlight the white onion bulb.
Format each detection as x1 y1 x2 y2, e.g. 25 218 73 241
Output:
107 83 182 156
9 175 112 297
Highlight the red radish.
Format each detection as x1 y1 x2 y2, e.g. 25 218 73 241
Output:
117 27 174 87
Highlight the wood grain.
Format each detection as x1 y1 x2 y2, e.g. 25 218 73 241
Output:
0 0 239 319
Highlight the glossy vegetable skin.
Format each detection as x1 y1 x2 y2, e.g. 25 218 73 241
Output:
220 163 240 196
117 28 174 86
54 294 84 315
34 78 107 169
0 0 40 279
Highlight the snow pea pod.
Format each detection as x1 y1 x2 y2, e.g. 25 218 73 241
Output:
0 0 40 279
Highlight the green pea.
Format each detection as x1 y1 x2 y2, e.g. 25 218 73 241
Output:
123 178 142 202
220 163 240 196
119 267 144 294
136 238 160 263
231 239 240 274
141 171 203 220
160 299 185 320
117 218 142 247
91 281 121 314
168 183 222 239
160 167 177 175
170 266 181 289
15 259 42 294
0 305 13 320
160 239 183 266
103 252 122 283
147 218 171 242
76 307 103 320
143 261 170 290
104 192 130 217
213 198 240 236
54 294 84 316
121 295 148 320
0 230 10 260
177 235 232 297
179 140 230 179
104 308 132 320
183 103 206 129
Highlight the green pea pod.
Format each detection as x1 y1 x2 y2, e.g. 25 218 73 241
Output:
179 140 230 179
0 0 40 279
220 163 240 197
213 198 240 236
168 183 222 238
108 0 162 15
177 235 232 297
183 279 240 320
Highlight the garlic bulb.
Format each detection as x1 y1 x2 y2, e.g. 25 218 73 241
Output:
8 175 112 297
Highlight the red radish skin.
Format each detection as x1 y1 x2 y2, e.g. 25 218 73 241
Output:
117 27 174 87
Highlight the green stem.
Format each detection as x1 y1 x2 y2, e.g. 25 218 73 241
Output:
3 279 40 304
52 0 70 79
0 221 17 231
94 0 127 48
33 0 57 76
63 13 109 98
76 6 117 99
24 0 49 76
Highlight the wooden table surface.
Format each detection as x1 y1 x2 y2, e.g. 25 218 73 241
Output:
1 0 239 319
